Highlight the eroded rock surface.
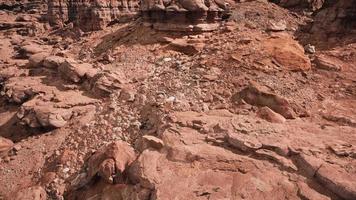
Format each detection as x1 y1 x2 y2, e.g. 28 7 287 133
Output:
0 0 355 200
48 0 140 31
141 0 232 31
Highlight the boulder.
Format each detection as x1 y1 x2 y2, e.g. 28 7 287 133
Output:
87 141 136 184
135 135 164 152
43 56 66 69
257 106 286 123
89 72 124 97
262 35 311 71
58 59 97 83
232 81 301 119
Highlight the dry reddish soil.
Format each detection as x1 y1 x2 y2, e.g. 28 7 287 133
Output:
0 0 355 200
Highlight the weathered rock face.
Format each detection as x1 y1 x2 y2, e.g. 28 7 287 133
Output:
141 0 232 31
311 0 356 35
48 0 139 31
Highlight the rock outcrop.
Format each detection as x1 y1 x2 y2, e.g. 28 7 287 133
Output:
141 0 232 31
48 0 140 31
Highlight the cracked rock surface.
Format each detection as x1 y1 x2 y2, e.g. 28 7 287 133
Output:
0 0 355 200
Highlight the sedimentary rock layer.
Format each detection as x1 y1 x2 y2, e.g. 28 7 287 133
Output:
48 0 139 31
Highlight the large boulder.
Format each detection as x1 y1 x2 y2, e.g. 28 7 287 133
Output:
261 34 311 71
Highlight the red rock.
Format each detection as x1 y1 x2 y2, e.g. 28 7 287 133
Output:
297 181 331 200
58 58 96 83
135 135 164 152
315 163 356 200
314 54 343 71
48 0 140 31
262 34 311 71
28 53 48 68
232 81 300 119
257 106 286 123
43 55 66 69
87 141 136 183
168 39 205 55
227 132 262 152
0 136 13 158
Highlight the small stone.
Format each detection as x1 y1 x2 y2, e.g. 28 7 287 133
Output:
267 20 287 31
163 57 172 62
304 44 316 54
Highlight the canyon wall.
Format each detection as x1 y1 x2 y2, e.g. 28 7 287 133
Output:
48 0 139 31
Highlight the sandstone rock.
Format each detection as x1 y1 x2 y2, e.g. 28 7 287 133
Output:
0 137 13 158
28 53 48 68
17 44 48 59
87 141 136 184
227 132 262 152
294 153 323 177
48 0 140 31
141 0 231 31
135 135 164 152
267 20 287 31
297 181 331 200
315 163 356 200
17 91 98 128
2 76 54 103
129 149 162 189
43 55 66 69
59 58 97 83
99 184 151 200
314 54 343 71
255 149 297 171
14 186 47 200
232 81 299 119
89 72 124 97
257 106 286 123
262 34 311 71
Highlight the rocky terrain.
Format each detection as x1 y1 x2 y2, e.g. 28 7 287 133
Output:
0 0 355 199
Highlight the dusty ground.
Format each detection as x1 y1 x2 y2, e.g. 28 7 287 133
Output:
0 0 355 200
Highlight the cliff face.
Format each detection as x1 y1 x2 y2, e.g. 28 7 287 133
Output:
48 0 139 31
141 0 232 31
